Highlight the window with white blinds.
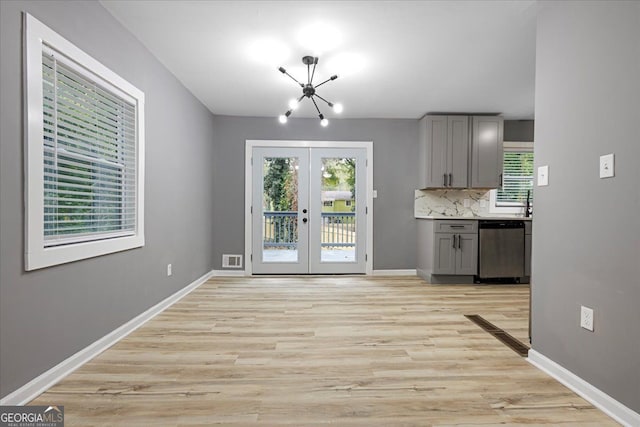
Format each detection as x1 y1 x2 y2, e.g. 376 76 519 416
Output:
496 150 534 206
25 14 145 270
42 47 136 245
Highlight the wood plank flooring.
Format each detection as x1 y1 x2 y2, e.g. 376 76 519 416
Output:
30 276 617 426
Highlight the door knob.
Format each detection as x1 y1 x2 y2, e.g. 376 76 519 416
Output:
302 209 307 213
302 218 308 223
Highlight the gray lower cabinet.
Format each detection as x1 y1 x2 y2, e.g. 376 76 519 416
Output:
524 222 532 277
432 221 478 275
433 233 456 274
433 233 478 275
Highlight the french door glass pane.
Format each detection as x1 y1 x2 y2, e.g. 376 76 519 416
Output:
320 157 356 263
262 157 299 263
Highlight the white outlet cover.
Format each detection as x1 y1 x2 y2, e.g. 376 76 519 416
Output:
580 305 594 331
167 263 172 276
537 165 549 186
463 198 471 208
599 153 614 178
373 190 378 199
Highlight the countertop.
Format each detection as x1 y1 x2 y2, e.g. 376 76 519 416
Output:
415 215 532 221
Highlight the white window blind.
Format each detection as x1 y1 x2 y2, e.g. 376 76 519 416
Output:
496 150 534 206
42 47 137 246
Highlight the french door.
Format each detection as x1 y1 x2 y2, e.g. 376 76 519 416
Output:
251 147 367 274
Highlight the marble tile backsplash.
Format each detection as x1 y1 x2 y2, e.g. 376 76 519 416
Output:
415 189 491 217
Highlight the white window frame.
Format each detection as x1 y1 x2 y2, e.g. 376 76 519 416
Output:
24 13 145 270
489 141 533 214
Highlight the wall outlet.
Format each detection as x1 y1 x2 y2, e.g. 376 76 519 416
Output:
463 198 471 208
599 153 614 178
537 165 549 186
580 305 594 331
167 263 172 277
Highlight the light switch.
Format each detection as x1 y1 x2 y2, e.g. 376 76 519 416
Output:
537 165 549 186
599 153 614 178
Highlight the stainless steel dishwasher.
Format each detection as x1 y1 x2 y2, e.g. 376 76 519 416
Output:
478 220 525 279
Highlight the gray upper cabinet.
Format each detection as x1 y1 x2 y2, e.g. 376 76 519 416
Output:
470 116 504 188
420 114 503 189
421 115 469 188
422 116 448 188
448 116 470 188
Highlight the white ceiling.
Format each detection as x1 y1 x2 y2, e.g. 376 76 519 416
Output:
101 1 536 120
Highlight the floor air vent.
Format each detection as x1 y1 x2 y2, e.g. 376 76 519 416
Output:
222 254 243 268
465 314 529 357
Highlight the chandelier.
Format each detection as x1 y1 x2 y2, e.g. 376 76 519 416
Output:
278 56 343 127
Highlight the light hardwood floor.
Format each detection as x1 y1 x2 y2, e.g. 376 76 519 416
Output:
30 276 617 426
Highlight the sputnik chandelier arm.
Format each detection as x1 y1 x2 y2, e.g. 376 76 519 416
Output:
278 56 343 127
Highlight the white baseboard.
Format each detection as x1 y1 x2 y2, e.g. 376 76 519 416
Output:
211 269 247 277
0 269 216 406
372 269 417 276
527 349 640 427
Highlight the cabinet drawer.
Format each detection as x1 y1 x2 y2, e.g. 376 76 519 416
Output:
434 220 477 233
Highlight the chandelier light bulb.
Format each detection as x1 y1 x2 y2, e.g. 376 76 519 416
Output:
278 114 287 124
333 103 343 114
320 118 329 127
288 98 299 110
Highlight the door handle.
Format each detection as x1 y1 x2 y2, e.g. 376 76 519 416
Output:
302 218 308 224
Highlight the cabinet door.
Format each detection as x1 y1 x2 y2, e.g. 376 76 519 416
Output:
447 116 469 188
424 116 449 188
524 234 532 276
456 233 478 275
471 116 503 188
433 233 456 274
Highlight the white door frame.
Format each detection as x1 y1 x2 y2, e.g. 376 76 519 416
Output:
245 139 374 275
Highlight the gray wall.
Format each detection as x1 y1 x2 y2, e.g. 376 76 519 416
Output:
211 116 419 271
532 1 640 411
0 1 216 398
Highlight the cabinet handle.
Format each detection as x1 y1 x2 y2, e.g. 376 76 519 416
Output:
443 173 447 186
449 173 453 187
452 234 456 249
499 173 503 189
458 234 462 249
